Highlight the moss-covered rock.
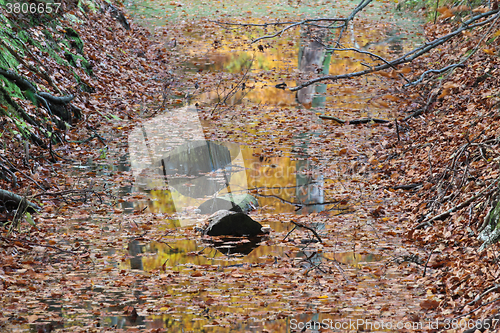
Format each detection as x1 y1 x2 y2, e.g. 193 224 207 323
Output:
478 190 500 251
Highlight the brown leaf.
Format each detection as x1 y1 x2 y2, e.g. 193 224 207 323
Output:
420 299 440 310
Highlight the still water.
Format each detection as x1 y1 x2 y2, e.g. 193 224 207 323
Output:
23 1 426 332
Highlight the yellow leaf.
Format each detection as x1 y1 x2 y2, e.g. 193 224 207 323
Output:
383 94 400 102
483 48 496 55
395 67 411 74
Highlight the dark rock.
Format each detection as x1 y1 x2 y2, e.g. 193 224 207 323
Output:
198 197 243 214
204 210 268 237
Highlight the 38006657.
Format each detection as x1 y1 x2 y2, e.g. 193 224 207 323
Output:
6 2 61 14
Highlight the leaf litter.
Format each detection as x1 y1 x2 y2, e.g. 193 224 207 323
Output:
1 0 499 332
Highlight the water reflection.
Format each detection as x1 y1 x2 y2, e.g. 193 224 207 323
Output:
296 27 330 109
206 236 268 256
124 239 383 273
127 105 335 219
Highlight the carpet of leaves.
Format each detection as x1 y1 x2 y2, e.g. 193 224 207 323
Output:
374 12 500 328
1 2 500 333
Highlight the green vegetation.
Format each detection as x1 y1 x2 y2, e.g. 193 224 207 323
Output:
0 0 95 143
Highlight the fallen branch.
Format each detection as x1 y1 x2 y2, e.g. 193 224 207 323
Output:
253 192 342 208
0 189 40 213
350 118 390 125
319 115 345 123
290 220 323 243
414 178 499 229
468 284 500 307
32 187 103 204
319 115 390 124
290 9 499 91
387 183 423 190
402 108 424 121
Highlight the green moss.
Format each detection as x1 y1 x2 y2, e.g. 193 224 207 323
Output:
65 50 93 75
42 29 61 52
0 50 24 99
70 53 93 75
65 27 84 54
74 74 95 93
78 0 98 12
17 30 30 43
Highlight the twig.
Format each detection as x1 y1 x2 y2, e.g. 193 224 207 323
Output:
283 225 298 242
290 220 323 243
403 108 424 121
395 118 400 142
405 64 465 87
253 192 342 208
434 0 440 24
250 18 347 44
327 47 411 84
0 154 46 191
211 56 253 116
468 284 500 306
319 115 390 124
423 252 434 277
387 183 423 190
414 178 499 229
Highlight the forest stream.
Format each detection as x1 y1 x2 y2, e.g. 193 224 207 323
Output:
5 1 451 332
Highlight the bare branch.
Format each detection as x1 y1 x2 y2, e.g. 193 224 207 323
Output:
405 63 465 86
290 9 499 91
326 47 411 83
251 20 332 44
327 47 393 65
468 284 500 306
290 220 323 243
405 10 500 86
336 0 373 42
213 0 374 44
414 178 499 230
212 18 347 29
